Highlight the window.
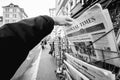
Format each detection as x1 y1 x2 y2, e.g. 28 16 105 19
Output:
12 20 16 22
5 8 9 12
0 17 2 22
5 19 9 23
5 14 9 18
13 14 17 18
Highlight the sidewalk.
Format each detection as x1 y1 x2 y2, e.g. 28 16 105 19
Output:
11 43 58 80
36 44 57 80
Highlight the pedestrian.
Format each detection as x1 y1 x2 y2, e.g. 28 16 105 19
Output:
0 15 73 80
41 39 47 49
49 42 54 55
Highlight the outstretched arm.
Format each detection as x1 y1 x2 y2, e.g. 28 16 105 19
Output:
0 15 54 50
0 15 73 50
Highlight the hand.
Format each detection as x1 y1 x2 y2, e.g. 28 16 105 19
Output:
52 16 73 26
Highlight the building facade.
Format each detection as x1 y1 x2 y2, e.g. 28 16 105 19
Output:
0 16 3 27
55 0 84 16
49 8 56 17
2 3 28 24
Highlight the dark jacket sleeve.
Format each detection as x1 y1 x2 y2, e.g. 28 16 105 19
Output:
0 15 54 50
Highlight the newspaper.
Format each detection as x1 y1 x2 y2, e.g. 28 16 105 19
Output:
64 3 120 67
65 53 115 80
64 60 90 80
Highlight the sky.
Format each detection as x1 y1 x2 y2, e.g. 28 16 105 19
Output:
0 0 55 17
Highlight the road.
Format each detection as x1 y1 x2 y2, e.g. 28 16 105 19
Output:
11 43 58 80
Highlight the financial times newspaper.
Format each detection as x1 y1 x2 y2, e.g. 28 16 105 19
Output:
64 3 120 67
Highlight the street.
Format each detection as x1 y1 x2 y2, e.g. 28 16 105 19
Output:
11 43 58 80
